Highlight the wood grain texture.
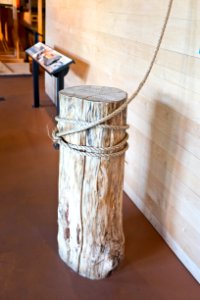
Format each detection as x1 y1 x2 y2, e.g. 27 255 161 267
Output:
57 86 127 279
46 0 200 282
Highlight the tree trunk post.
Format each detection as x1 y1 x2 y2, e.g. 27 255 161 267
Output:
56 85 128 280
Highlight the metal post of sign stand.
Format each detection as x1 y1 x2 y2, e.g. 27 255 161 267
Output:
54 67 69 115
32 60 40 107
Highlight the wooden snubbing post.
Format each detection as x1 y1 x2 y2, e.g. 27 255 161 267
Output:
56 85 127 280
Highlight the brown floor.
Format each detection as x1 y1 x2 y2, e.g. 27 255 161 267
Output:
0 75 199 300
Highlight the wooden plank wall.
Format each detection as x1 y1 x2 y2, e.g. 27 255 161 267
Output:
45 0 200 283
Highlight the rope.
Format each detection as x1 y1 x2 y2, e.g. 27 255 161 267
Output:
53 0 173 157
52 128 129 158
58 138 129 159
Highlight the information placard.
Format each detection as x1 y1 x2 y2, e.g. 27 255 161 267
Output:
26 42 74 75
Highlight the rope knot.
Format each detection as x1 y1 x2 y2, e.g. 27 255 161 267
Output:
52 129 60 150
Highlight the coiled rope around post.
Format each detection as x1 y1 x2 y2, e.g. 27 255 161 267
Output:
53 0 173 157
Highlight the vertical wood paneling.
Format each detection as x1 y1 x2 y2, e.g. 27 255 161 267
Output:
45 0 200 283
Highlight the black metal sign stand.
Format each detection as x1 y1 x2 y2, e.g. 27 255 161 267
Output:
25 42 74 114
32 59 40 108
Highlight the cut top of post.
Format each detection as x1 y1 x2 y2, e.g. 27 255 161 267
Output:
59 85 127 103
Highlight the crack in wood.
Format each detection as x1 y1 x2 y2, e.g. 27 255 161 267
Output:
77 156 86 273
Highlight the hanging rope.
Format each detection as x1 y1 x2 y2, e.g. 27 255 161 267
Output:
53 0 173 157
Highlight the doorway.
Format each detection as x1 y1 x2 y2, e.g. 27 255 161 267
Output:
0 0 45 62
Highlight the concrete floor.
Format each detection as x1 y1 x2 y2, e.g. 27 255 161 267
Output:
0 75 199 300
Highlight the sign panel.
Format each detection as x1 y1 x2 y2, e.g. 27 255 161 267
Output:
26 42 74 75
